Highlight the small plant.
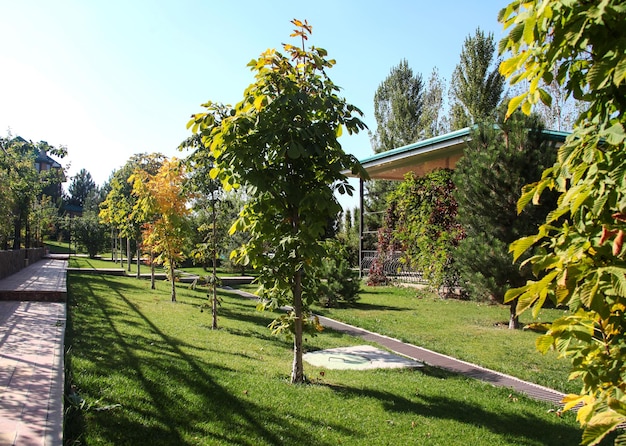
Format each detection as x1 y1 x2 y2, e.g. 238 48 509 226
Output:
310 240 361 307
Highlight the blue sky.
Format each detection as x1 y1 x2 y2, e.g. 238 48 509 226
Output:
0 0 507 209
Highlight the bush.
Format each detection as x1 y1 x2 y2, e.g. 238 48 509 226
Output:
310 241 361 307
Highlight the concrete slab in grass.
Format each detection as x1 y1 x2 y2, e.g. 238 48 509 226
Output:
303 345 423 370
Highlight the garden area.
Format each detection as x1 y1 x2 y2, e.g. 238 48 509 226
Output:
64 271 586 445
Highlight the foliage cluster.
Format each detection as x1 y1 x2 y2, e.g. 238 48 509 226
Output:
0 136 66 249
381 168 464 295
449 28 505 130
309 240 361 307
499 1 626 443
130 157 190 302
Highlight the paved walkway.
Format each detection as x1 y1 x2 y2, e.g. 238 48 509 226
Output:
0 257 67 446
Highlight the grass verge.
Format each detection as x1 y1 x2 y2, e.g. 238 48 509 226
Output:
65 273 583 445
311 284 578 395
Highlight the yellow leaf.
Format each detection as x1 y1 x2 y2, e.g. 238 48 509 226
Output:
506 93 526 118
209 167 220 179
253 95 266 111
336 125 343 137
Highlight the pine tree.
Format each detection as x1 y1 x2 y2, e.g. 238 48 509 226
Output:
452 110 558 328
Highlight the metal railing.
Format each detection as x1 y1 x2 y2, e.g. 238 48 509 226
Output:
360 250 427 284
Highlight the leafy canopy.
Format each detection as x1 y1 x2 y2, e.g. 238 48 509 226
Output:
499 1 626 444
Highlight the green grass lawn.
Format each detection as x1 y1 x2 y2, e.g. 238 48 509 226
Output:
68 256 254 278
64 273 590 445
311 285 578 395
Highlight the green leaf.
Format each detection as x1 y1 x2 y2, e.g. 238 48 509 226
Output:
603 122 626 145
536 334 554 354
510 235 539 262
582 411 624 446
614 58 626 86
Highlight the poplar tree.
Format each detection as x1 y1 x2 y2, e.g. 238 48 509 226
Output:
449 28 504 130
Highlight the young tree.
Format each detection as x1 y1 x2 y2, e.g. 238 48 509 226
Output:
453 110 559 328
72 211 108 258
100 153 165 275
182 131 232 329
500 1 626 443
449 28 504 130
131 157 190 302
188 19 367 383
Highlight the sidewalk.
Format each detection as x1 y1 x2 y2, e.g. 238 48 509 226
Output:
0 258 67 446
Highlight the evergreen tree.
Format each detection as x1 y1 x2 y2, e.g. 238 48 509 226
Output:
452 110 559 328
449 28 504 130
67 168 96 208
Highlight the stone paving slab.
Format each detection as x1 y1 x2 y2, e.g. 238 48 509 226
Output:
0 259 67 302
0 301 65 446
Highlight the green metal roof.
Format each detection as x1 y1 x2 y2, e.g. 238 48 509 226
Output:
348 127 569 181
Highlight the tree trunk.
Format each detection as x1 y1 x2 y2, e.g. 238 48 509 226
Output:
170 259 177 302
120 237 124 269
135 235 141 279
509 301 520 329
127 237 131 272
291 269 305 384
150 251 155 290
212 201 218 329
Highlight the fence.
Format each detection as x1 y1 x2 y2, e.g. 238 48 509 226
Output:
360 250 427 284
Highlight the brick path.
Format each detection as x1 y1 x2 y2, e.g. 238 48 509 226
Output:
0 258 66 446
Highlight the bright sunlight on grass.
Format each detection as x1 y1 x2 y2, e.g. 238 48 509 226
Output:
313 285 577 394
65 273 583 445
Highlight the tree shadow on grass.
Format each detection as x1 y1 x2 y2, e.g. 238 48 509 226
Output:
66 274 352 446
322 369 583 446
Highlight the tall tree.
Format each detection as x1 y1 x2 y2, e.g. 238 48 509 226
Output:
453 110 559 329
449 28 504 130
188 19 367 383
371 59 424 153
67 168 96 208
131 157 190 302
500 1 626 443
366 60 427 244
421 67 449 138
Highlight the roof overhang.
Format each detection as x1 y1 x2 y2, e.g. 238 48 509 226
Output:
346 127 569 181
